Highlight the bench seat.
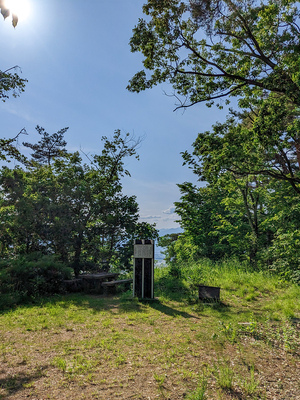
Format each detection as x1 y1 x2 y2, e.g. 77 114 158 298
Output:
101 279 133 294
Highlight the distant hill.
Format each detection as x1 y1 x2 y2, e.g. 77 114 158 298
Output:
155 227 183 260
158 227 183 237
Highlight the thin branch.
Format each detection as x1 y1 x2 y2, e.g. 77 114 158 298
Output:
205 40 276 65
215 30 257 54
178 35 281 91
3 65 22 74
173 83 247 110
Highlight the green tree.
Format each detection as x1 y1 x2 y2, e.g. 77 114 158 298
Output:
259 180 300 282
175 183 233 260
129 0 300 190
0 65 26 102
23 126 69 165
158 232 181 264
0 130 158 275
128 0 300 109
179 116 275 265
193 97 300 193
0 2 27 162
0 128 28 163
128 0 300 277
0 165 55 256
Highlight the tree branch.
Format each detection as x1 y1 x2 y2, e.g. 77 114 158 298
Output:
173 83 247 110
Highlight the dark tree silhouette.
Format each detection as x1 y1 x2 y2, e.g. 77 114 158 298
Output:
23 126 69 165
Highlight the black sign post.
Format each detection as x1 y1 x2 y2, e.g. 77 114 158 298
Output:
133 239 154 299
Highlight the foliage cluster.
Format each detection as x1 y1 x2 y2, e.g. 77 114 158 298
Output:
131 0 300 282
128 0 300 109
0 253 72 305
155 258 300 319
157 109 300 282
0 127 158 298
0 18 159 299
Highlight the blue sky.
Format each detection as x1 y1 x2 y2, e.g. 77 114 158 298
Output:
0 0 228 230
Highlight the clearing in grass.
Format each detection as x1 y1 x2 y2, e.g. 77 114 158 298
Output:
0 260 299 399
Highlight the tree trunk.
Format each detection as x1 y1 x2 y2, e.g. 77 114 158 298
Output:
73 232 83 278
295 140 300 169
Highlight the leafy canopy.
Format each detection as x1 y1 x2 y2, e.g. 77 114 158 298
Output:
0 130 158 275
128 0 300 109
23 126 69 165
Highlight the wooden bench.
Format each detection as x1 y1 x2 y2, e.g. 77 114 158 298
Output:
101 279 133 295
79 273 119 293
63 279 83 292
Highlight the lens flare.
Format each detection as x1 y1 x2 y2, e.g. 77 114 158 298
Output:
4 0 30 22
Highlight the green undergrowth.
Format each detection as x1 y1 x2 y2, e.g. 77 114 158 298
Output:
0 259 299 399
155 258 300 320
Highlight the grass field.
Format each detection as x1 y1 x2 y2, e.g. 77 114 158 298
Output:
0 260 299 399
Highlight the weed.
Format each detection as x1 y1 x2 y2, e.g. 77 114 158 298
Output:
19 355 29 365
22 381 35 389
179 369 196 381
213 360 235 390
186 290 199 305
70 354 97 375
282 321 299 353
52 357 67 373
4 375 17 390
240 365 260 395
86 373 95 383
219 321 237 343
115 353 126 367
240 317 300 353
154 373 165 388
186 373 208 400
237 314 261 340
102 318 112 328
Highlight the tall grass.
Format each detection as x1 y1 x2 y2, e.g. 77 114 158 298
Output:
155 258 300 319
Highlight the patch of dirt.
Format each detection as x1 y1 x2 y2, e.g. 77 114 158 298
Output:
0 297 299 400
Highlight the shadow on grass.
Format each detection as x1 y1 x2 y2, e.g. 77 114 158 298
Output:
0 293 105 315
43 293 145 314
199 301 234 319
223 388 250 400
0 276 230 319
154 276 188 301
0 292 147 316
0 292 229 320
144 299 201 319
0 365 48 396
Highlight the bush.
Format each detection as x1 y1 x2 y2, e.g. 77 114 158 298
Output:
267 230 300 284
0 253 72 299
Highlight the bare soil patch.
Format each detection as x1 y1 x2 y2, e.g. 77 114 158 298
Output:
0 294 299 399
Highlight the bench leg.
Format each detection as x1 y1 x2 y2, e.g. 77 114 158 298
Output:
103 285 117 295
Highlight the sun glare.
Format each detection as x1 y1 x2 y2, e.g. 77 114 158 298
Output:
4 0 31 22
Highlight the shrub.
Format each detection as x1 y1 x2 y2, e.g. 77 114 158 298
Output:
266 230 300 284
0 253 72 299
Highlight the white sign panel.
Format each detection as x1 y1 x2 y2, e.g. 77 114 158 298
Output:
134 244 154 258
